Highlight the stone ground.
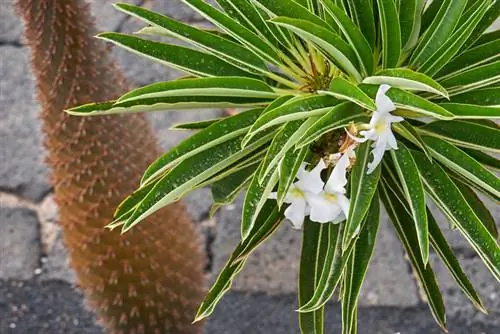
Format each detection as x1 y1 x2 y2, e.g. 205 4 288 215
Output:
0 0 498 333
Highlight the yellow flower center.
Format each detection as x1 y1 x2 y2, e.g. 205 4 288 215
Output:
325 192 338 203
374 121 388 135
291 187 305 198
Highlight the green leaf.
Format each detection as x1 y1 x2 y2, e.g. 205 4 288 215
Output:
436 39 500 80
296 102 367 149
427 210 487 313
376 0 401 68
320 0 374 76
241 162 280 240
246 95 340 139
461 148 500 170
410 0 468 67
277 146 309 207
363 68 449 98
390 143 429 264
422 136 500 198
345 0 376 49
259 119 318 182
67 94 269 116
141 108 263 185
462 0 500 50
472 29 500 49
299 220 328 334
118 77 279 102
341 195 380 334
452 179 498 239
447 87 500 106
171 118 221 130
299 222 350 312
419 120 500 153
195 201 281 321
321 77 376 111
411 150 500 281
269 17 362 81
121 132 274 233
96 32 255 77
418 1 494 76
210 163 257 216
379 181 448 331
440 60 500 96
392 121 433 162
253 0 332 29
398 0 425 51
360 84 454 119
439 103 500 119
344 142 381 247
182 0 281 65
114 3 267 72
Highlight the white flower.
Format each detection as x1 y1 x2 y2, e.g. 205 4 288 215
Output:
349 84 403 174
269 159 326 229
305 148 354 223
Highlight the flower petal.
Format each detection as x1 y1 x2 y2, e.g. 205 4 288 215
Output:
325 154 349 194
367 140 386 174
295 159 326 194
284 198 307 229
376 84 396 113
306 192 343 223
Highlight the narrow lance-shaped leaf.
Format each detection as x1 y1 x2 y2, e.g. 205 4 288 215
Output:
141 108 264 185
411 150 500 281
97 32 255 77
427 210 487 313
392 121 432 162
436 39 500 80
210 163 258 216
363 68 449 98
320 77 376 111
118 77 279 102
320 0 374 76
345 0 376 50
390 143 429 264
462 0 500 50
440 60 500 96
259 119 318 182
269 17 363 82
182 0 281 65
418 1 494 77
422 135 500 199
418 120 500 153
341 195 380 334
245 94 340 140
296 102 367 149
379 180 447 331
439 103 500 119
172 118 221 130
121 132 274 233
447 87 500 106
299 220 328 334
114 3 268 72
410 0 468 67
376 0 401 69
399 0 425 51
241 162 280 240
344 141 381 248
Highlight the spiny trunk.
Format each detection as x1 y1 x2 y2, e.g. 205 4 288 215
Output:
16 1 206 333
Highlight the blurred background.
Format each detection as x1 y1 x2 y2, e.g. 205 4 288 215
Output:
0 1 498 333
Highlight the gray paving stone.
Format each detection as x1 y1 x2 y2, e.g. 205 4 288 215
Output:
0 46 51 201
0 208 41 280
212 196 302 294
0 0 23 43
89 0 141 33
40 232 76 284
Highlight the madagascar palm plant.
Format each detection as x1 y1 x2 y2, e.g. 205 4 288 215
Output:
68 0 499 332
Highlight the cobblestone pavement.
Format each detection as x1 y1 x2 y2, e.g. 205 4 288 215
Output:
1 1 499 333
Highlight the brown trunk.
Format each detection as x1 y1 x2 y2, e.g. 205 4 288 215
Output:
16 1 205 333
